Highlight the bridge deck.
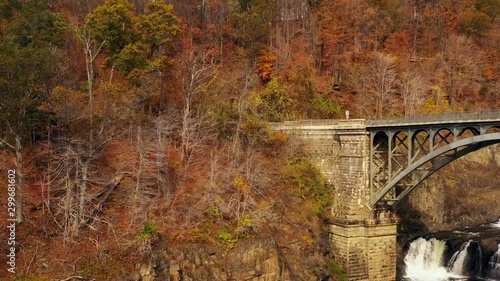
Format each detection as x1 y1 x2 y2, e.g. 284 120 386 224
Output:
366 111 500 128
269 111 500 130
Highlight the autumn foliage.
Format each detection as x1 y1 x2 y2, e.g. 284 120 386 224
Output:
0 0 499 279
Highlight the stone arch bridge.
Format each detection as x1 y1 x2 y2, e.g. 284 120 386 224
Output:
270 111 500 281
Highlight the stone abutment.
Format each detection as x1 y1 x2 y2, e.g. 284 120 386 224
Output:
270 120 398 281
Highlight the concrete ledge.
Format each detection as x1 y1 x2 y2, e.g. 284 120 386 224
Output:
330 222 398 238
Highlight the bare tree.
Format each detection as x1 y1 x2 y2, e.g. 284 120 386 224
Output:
400 70 428 116
231 67 257 155
179 52 217 167
442 35 482 109
73 24 106 105
128 114 179 219
0 131 24 222
152 115 177 198
42 127 118 239
368 52 398 117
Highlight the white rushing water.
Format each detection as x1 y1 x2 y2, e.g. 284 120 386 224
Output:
447 240 472 275
404 238 467 281
404 220 500 280
487 244 500 280
489 219 500 228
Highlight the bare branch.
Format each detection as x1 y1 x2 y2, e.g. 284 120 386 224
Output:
0 137 15 152
59 276 84 281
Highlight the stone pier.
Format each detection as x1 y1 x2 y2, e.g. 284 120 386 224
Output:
271 113 500 280
270 120 398 281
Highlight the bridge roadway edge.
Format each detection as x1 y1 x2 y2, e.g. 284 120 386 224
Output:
269 119 399 281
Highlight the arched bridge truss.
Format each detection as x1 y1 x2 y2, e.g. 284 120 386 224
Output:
368 116 500 207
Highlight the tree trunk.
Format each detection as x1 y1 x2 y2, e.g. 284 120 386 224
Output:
135 126 144 211
78 162 88 229
181 94 191 164
14 135 24 223
85 43 94 104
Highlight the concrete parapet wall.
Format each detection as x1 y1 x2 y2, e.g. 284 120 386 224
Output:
269 119 367 132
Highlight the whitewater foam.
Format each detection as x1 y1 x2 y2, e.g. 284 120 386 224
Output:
489 219 500 228
404 238 467 281
447 240 472 275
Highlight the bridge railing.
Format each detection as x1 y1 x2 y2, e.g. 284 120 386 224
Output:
277 119 340 126
366 110 500 127
269 110 500 128
269 118 366 128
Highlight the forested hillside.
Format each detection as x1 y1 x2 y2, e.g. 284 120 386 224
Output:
0 0 498 280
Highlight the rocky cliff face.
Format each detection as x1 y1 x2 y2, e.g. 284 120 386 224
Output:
134 236 333 281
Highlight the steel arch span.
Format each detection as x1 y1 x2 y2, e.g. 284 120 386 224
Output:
370 133 500 206
369 133 500 206
367 112 500 207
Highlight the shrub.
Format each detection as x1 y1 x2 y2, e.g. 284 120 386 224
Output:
137 220 158 240
281 157 332 212
328 259 347 281
136 220 158 254
206 196 222 218
217 227 239 249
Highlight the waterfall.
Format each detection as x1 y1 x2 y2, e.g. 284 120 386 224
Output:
404 238 449 281
447 240 472 275
405 238 446 271
403 220 500 280
404 238 466 281
487 244 500 280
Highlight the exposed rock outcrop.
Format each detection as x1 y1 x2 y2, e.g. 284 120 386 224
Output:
134 236 332 281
